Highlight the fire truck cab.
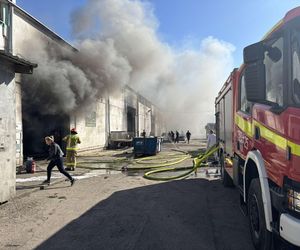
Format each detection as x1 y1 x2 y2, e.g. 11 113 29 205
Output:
216 7 300 250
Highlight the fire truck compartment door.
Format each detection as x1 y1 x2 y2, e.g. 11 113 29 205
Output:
223 90 233 155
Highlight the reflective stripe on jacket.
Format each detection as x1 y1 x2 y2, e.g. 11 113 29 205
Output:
63 134 81 151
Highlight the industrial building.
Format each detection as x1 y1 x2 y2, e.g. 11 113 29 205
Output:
0 0 165 203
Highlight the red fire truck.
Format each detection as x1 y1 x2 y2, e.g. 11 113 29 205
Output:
216 7 300 250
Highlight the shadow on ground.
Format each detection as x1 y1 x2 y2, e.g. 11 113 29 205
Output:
36 179 254 250
16 185 41 190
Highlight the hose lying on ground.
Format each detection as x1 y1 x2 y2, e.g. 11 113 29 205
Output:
143 144 219 181
76 151 188 171
75 145 219 181
127 152 190 170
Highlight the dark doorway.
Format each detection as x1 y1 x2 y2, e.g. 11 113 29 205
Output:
23 113 69 159
127 106 136 135
151 115 155 136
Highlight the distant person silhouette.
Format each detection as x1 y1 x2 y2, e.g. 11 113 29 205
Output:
186 130 191 144
175 131 179 143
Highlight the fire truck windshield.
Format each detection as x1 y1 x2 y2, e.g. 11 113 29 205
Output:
264 37 284 106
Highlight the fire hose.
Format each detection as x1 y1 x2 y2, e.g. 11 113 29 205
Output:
77 151 190 171
143 144 219 181
76 145 219 181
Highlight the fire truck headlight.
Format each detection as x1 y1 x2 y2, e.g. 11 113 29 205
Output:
287 189 300 213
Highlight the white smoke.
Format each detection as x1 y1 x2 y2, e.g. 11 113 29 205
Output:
70 0 235 137
23 0 235 137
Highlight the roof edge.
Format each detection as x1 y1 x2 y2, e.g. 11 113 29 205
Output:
7 0 78 52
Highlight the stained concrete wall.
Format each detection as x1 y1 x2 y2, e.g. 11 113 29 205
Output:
0 64 16 203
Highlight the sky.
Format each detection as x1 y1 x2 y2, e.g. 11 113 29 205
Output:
17 0 300 66
16 0 300 136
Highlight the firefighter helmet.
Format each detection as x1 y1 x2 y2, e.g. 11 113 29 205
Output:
70 128 77 134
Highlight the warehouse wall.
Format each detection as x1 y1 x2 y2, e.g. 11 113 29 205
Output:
15 75 22 166
12 7 165 156
138 102 151 137
151 105 165 137
109 92 126 132
0 64 16 203
12 11 74 158
71 99 106 152
13 12 55 57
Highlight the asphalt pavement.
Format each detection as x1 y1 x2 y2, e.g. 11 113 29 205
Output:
2 140 256 250
36 178 254 250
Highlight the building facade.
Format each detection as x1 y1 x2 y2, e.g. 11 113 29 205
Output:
0 0 36 203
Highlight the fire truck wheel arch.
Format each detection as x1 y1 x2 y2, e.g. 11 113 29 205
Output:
244 150 273 232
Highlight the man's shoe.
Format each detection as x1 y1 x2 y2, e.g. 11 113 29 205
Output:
65 167 71 171
70 178 76 186
41 180 50 185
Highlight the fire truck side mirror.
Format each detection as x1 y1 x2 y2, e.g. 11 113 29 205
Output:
244 62 266 103
243 42 265 64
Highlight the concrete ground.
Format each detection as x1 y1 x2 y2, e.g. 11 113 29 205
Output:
0 140 255 250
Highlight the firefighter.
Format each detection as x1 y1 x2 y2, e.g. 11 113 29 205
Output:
63 128 81 171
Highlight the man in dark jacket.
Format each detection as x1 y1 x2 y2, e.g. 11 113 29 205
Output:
42 135 75 186
186 130 191 144
175 131 179 143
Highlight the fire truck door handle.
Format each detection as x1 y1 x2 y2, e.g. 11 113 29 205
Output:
286 146 291 161
255 126 260 140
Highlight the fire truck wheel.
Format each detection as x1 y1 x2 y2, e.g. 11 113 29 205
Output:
248 179 272 250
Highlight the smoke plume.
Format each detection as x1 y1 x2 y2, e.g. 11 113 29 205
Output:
22 0 235 137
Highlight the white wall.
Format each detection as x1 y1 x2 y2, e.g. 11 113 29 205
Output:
13 13 49 57
71 99 106 152
15 74 22 166
109 92 126 132
0 64 16 203
138 102 151 136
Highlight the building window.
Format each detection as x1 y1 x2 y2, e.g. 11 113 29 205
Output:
264 37 284 106
239 74 251 113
